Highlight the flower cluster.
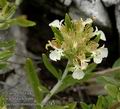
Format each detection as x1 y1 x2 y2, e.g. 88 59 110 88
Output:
47 14 108 80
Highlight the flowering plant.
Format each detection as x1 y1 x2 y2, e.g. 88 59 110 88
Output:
47 14 108 80
0 3 120 108
25 14 119 109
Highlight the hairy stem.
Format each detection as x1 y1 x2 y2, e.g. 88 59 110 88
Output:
41 61 70 107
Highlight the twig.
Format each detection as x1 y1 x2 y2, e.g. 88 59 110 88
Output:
40 61 70 107
95 67 120 77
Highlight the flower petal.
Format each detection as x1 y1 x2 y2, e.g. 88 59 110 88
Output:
49 20 61 28
99 47 108 58
72 68 85 80
98 30 106 41
93 27 106 41
49 49 63 61
93 56 103 64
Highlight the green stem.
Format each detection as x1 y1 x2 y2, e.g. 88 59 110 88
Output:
41 61 70 107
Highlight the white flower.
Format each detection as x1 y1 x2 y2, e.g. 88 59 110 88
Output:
49 49 64 61
72 67 85 80
92 45 108 64
49 19 64 29
93 27 106 41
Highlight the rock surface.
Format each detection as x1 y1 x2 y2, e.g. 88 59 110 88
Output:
102 0 120 7
69 0 111 28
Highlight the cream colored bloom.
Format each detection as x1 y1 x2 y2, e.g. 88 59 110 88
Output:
93 27 106 41
49 49 64 61
72 67 85 80
92 45 108 64
49 19 64 29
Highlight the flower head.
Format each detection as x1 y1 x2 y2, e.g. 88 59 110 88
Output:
47 14 108 79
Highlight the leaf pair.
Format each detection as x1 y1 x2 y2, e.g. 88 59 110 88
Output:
0 0 36 30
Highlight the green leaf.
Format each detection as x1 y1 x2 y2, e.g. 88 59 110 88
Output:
0 23 10 30
113 58 120 68
0 40 16 49
51 27 63 42
80 102 90 109
65 102 77 109
96 96 105 109
2 3 16 19
15 16 36 27
0 0 7 8
65 14 73 30
25 58 43 108
42 54 60 79
105 84 118 97
0 50 13 61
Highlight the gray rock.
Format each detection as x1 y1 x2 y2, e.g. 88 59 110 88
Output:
4 25 35 109
69 0 111 28
115 3 120 53
102 0 120 7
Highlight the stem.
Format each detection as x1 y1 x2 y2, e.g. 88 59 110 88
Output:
95 66 120 77
41 61 70 107
87 66 120 83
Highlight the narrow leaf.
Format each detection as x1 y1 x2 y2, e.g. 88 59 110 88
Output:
80 102 89 109
0 50 13 61
65 14 72 30
51 27 63 42
0 23 10 30
15 16 36 27
66 102 77 109
2 3 16 19
96 96 104 109
25 58 43 108
42 54 60 79
0 40 16 49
